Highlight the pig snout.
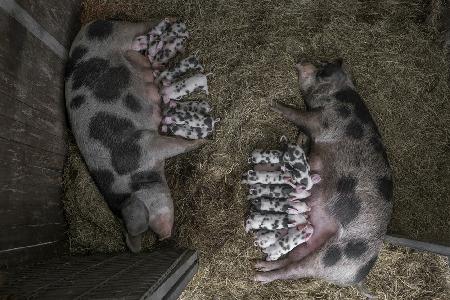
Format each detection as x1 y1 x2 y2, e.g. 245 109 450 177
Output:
149 212 174 240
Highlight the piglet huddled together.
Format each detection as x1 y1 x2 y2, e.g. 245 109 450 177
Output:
133 18 218 140
242 136 321 261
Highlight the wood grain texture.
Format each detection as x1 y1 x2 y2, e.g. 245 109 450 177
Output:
0 1 81 266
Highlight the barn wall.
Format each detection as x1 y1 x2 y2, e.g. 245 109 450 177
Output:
0 0 80 267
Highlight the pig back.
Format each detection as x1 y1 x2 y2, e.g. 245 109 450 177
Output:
64 20 163 214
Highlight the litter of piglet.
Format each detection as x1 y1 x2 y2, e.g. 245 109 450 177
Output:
131 18 217 140
242 136 320 261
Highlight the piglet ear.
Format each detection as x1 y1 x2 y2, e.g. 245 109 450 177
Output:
279 135 288 143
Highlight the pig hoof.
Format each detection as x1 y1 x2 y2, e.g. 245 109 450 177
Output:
162 80 171 86
253 274 272 284
163 96 171 104
161 125 168 133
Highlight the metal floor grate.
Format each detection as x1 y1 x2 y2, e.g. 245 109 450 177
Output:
1 247 198 299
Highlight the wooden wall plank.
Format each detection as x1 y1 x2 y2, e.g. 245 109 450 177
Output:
0 114 66 154
15 0 81 49
0 240 65 268
0 137 64 172
0 224 66 252
0 10 66 123
0 92 65 138
0 0 81 267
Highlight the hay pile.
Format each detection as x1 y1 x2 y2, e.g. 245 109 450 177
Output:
62 0 450 298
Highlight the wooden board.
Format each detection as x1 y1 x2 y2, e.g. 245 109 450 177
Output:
0 1 81 267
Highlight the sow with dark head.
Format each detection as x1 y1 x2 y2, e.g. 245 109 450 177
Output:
254 59 393 288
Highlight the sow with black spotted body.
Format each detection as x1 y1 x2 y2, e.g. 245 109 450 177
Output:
65 20 205 253
254 59 393 288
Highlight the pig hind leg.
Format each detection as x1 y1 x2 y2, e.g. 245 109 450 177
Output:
254 261 312 283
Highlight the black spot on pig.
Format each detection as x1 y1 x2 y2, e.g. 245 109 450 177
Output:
123 94 142 113
337 176 357 193
131 171 161 190
335 89 372 124
65 46 88 79
344 240 368 258
300 178 308 186
70 95 86 109
332 195 361 226
322 245 342 267
346 120 364 139
71 58 108 90
204 117 212 129
336 105 351 119
377 176 393 202
90 168 129 215
72 58 130 102
353 255 378 283
87 20 113 40
93 65 130 102
89 112 141 175
317 62 341 78
293 162 307 172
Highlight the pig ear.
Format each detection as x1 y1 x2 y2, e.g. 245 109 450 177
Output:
121 197 149 241
124 232 143 253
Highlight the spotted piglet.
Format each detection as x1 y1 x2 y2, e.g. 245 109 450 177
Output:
262 224 314 261
168 100 212 114
161 123 212 139
254 229 288 249
161 74 208 103
162 108 219 130
254 59 393 291
247 184 311 200
250 197 310 215
65 20 208 253
242 170 291 185
245 212 308 232
156 56 204 86
281 142 320 189
248 149 283 164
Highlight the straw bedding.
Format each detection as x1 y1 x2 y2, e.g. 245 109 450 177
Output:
62 0 450 298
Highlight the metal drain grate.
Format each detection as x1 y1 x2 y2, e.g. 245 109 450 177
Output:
1 247 198 299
